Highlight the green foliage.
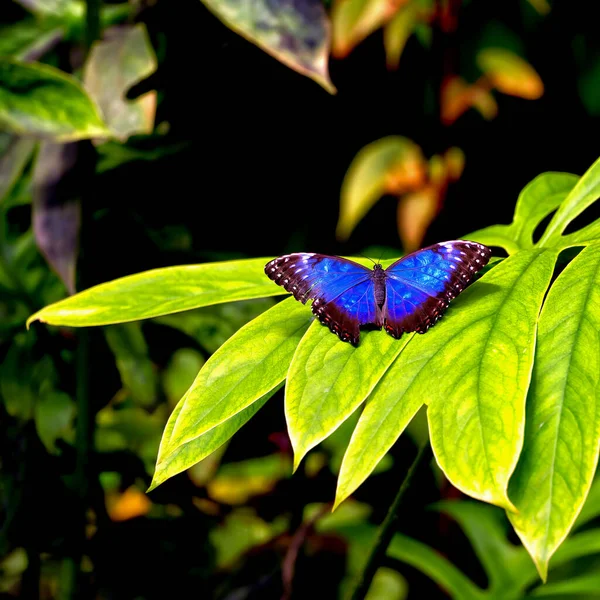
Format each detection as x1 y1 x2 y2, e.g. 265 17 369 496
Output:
27 257 283 327
29 155 600 582
0 59 109 141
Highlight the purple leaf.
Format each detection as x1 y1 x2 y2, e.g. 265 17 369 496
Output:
32 142 80 294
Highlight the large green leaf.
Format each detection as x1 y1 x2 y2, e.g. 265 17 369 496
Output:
539 156 600 247
285 322 405 471
165 298 312 453
148 386 278 491
334 333 418 508
0 59 108 141
199 0 335 93
426 249 557 510
83 24 157 141
27 257 283 327
508 243 600 580
469 173 578 254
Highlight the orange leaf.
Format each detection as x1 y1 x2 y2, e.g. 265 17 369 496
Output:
477 48 544 100
332 0 409 58
106 486 152 522
441 75 498 125
337 136 426 240
397 185 439 252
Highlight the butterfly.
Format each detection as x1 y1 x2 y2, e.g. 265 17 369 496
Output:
264 240 492 345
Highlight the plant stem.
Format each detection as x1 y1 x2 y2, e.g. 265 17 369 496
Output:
349 443 433 600
85 0 102 50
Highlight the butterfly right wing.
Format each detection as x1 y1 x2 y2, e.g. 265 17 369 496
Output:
264 253 378 344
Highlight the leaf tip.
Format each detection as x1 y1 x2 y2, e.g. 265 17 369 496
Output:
534 558 549 583
292 452 304 474
146 472 164 493
26 312 43 330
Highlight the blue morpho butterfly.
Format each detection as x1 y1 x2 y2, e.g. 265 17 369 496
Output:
265 240 492 345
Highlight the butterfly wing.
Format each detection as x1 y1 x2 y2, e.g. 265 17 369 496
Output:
382 241 491 338
264 253 380 344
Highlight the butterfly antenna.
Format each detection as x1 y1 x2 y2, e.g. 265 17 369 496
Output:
358 253 377 266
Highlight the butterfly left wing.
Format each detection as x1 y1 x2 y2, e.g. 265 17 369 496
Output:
264 253 380 344
383 240 491 338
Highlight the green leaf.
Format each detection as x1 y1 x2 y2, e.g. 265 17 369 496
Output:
27 257 283 327
365 567 407 600
383 3 418 70
199 0 335 93
14 0 78 17
574 477 600 528
508 244 600 580
331 0 402 59
0 20 63 61
157 298 276 354
551 529 600 568
0 59 109 141
149 386 277 491
209 508 287 569
427 249 557 510
335 333 417 508
83 24 157 141
530 572 600 597
435 501 536 594
0 135 36 204
286 323 406 471
468 173 578 254
34 390 75 453
539 156 600 247
337 136 426 241
166 298 312 452
162 348 205 408
104 322 157 407
387 533 485 600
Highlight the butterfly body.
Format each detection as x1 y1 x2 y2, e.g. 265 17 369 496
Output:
265 241 491 345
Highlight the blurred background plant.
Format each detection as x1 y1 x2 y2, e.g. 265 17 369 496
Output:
2 0 600 598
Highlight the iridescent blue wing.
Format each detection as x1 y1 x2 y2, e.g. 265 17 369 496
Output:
382 240 491 338
264 253 381 345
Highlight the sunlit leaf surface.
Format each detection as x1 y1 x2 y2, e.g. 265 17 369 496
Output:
0 59 109 141
509 243 600 580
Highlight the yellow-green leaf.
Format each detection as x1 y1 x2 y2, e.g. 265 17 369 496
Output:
27 257 283 327
286 323 406 471
508 243 600 580
426 249 557 510
166 298 312 452
335 333 417 508
0 59 109 141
